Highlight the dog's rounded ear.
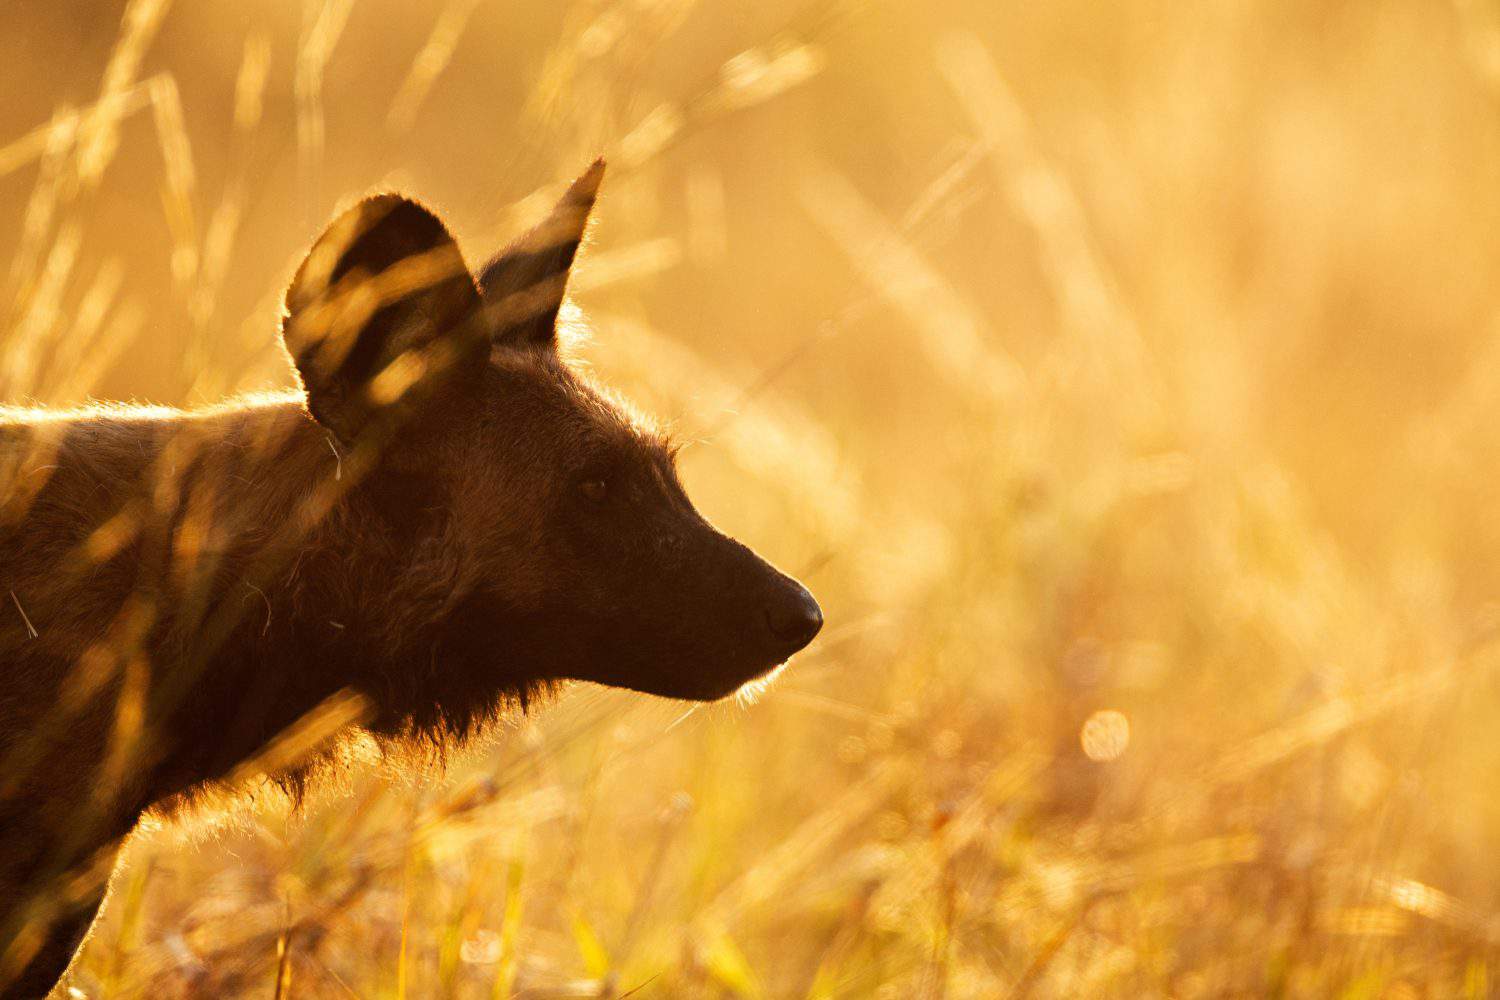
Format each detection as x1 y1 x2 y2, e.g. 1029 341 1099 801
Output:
283 195 485 444
480 159 604 350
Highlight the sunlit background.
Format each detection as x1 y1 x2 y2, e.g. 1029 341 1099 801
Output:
6 0 1500 996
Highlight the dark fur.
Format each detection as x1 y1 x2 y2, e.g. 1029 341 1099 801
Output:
0 162 821 996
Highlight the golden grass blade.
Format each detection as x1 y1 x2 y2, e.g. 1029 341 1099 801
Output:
4 109 80 331
387 0 484 133
296 0 357 215
566 238 682 295
3 223 80 397
234 32 273 133
936 31 1159 417
799 163 1025 400
700 40 826 115
148 75 199 288
76 0 174 189
222 690 374 791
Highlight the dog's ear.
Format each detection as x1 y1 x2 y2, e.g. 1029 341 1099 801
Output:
283 195 484 443
480 159 603 350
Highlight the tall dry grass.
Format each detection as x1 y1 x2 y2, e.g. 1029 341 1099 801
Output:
4 0 1500 996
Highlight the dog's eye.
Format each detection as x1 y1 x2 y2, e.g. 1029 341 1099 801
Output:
579 477 609 503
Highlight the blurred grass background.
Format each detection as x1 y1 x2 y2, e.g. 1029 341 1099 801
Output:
6 0 1500 996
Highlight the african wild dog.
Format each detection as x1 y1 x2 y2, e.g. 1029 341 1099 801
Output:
0 161 823 997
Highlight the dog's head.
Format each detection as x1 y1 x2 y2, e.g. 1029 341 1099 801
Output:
281 163 821 708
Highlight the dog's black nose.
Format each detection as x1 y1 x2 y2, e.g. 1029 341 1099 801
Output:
766 584 823 653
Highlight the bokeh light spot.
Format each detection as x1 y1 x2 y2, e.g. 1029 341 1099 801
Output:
1081 709 1130 762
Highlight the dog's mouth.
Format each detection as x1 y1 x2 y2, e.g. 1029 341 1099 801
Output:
733 660 790 706
685 655 795 703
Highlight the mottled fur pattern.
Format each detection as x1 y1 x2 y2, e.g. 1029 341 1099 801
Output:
0 162 822 997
